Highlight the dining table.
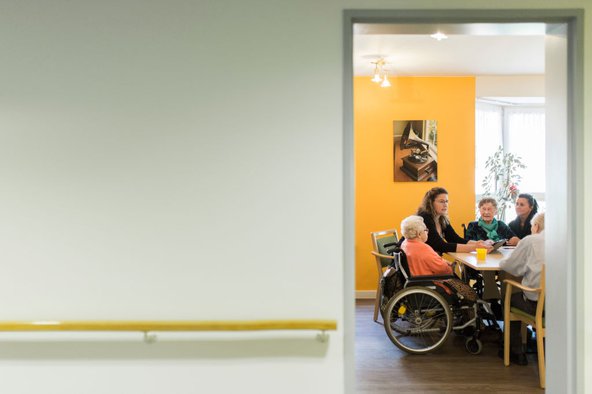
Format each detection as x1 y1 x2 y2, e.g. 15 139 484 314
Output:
445 246 515 273
445 246 517 321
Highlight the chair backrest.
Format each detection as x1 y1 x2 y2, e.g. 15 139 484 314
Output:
536 265 546 319
370 228 399 269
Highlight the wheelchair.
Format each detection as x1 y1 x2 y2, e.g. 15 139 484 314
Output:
380 247 493 355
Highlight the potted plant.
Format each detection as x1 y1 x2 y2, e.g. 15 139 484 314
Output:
481 146 526 221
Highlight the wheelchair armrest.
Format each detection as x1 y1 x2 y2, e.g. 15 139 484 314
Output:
406 275 456 287
408 274 456 282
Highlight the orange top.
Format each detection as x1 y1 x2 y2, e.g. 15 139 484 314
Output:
401 238 453 276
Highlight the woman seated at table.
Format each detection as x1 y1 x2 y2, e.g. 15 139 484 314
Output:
465 197 519 303
400 215 453 276
417 187 491 255
499 212 545 366
465 197 520 246
508 193 539 239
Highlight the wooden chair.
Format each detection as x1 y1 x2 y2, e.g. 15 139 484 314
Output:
369 229 399 322
503 265 545 389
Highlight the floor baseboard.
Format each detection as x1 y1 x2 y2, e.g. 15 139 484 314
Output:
356 290 376 299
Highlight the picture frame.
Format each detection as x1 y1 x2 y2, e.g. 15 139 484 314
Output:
393 120 438 182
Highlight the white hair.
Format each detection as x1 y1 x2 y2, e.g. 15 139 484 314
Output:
531 212 545 231
401 215 426 240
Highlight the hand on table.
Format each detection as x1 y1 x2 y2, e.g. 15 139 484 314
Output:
506 236 520 246
475 240 493 253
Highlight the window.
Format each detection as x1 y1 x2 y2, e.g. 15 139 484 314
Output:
475 101 546 218
475 102 503 196
504 107 546 194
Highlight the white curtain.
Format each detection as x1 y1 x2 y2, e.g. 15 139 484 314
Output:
475 103 545 220
505 107 546 194
475 102 503 195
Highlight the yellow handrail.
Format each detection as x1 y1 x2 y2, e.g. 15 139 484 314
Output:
0 319 337 332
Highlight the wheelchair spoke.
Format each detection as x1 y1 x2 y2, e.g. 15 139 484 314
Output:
384 287 452 354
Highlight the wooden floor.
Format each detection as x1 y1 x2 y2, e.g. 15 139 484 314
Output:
355 299 543 393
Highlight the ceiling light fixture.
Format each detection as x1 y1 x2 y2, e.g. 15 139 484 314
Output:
380 71 391 88
430 31 448 41
370 58 391 87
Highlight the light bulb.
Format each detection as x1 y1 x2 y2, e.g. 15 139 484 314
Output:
380 74 391 88
371 65 382 83
430 32 448 41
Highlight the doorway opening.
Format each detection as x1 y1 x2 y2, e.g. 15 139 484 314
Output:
343 10 583 394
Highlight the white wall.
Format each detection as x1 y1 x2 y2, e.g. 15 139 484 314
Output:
0 1 344 393
0 1 590 393
476 75 545 97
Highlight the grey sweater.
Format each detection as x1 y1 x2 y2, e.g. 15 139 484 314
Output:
499 230 545 301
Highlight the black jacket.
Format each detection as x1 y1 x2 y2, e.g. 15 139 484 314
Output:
508 217 532 239
465 220 516 241
418 212 466 255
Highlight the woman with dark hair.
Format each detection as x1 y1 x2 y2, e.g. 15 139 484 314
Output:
508 194 539 239
417 187 491 255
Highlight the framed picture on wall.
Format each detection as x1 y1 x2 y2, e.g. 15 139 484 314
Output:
393 120 438 182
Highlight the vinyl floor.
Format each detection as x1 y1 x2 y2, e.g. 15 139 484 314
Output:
355 299 543 393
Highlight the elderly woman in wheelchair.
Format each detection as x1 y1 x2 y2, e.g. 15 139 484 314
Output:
381 215 486 355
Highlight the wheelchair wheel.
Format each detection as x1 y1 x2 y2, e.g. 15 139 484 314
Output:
465 337 483 355
383 286 452 354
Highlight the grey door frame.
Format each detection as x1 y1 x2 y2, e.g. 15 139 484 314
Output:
343 9 584 394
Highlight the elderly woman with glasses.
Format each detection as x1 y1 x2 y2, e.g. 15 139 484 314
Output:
465 197 520 314
400 215 453 277
465 197 520 246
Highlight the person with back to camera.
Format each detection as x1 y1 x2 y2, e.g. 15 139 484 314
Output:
417 187 491 255
508 193 539 239
400 215 453 277
498 212 545 366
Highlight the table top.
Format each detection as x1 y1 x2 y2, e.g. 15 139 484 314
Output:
445 247 515 271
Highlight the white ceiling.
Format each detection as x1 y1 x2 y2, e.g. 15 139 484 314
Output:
353 23 545 76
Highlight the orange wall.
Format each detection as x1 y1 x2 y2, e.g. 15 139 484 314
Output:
355 76 476 291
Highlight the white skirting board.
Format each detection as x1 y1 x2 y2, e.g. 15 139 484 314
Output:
355 290 376 299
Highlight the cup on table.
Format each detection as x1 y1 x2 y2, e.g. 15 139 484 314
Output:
476 248 487 261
